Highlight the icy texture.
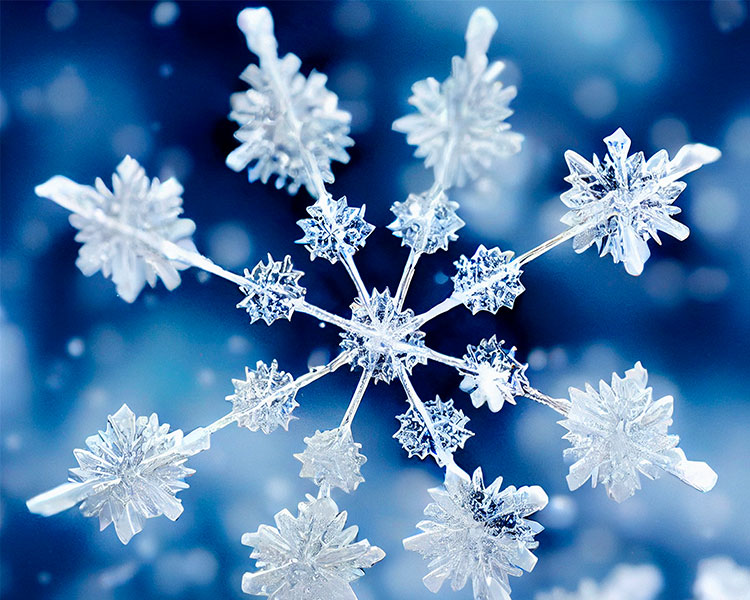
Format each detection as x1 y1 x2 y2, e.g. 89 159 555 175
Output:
241 494 385 599
404 467 548 600
393 8 523 188
389 188 465 254
561 362 718 502
34 156 197 302
340 289 427 383
452 245 525 313
237 254 306 324
295 427 367 493
561 128 721 276
226 8 353 196
297 196 375 262
460 336 528 412
693 556 750 600
227 360 298 433
394 396 474 465
535 564 663 600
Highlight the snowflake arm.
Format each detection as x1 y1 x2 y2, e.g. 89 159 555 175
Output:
560 362 718 502
226 7 353 197
26 404 211 544
241 494 385 599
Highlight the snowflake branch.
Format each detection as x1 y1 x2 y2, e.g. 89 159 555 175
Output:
340 369 372 430
519 383 571 416
514 222 590 267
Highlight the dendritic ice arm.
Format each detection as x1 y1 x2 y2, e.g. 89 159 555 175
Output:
241 493 385 599
404 466 548 600
226 7 353 196
560 362 718 502
26 404 210 544
535 563 663 600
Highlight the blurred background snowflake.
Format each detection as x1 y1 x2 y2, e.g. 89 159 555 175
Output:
1 1 748 599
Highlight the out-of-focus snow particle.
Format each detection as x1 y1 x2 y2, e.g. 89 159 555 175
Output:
650 117 690 155
691 186 739 236
307 348 329 369
688 267 730 302
332 1 373 36
112 125 152 160
46 67 88 116
47 1 78 31
620 37 663 84
227 334 251 355
21 220 51 254
573 2 627 45
724 115 750 160
207 222 252 270
158 147 193 181
711 0 748 33
643 259 687 306
37 572 52 585
159 63 174 78
152 2 180 28
540 494 577 529
0 91 8 130
573 77 618 120
20 88 45 115
67 337 85 358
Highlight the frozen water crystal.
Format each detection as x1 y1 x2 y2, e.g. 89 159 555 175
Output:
394 396 474 465
34 156 197 302
227 360 299 433
460 336 528 412
404 466 548 600
561 128 721 276
693 556 750 600
535 563 663 600
388 188 465 254
297 196 374 262
452 245 525 313
340 288 427 383
226 8 353 196
393 8 523 188
237 254 306 325
295 427 367 493
560 362 718 502
241 494 385 599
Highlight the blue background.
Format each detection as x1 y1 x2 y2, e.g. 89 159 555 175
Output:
1 1 749 598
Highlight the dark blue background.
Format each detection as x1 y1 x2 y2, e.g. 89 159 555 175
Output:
1 1 749 598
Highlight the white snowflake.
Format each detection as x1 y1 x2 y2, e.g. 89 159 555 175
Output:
404 466 548 600
693 556 750 600
560 362 718 502
295 427 367 493
241 494 385 599
535 564 663 600
460 336 528 412
561 128 721 276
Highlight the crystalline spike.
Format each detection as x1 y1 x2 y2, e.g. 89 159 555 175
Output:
237 254 306 324
35 156 197 303
297 196 375 263
394 396 474 465
561 129 719 276
294 427 367 493
460 336 528 412
241 494 385 599
388 188 465 254
452 245 525 313
227 360 299 434
560 362 718 502
404 466 547 599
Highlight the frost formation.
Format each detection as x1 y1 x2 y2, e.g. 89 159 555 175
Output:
27 5 721 600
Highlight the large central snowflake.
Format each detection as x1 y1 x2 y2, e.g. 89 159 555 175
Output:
27 6 720 600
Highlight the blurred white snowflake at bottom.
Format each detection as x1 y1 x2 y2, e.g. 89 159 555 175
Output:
535 564 662 600
693 556 750 600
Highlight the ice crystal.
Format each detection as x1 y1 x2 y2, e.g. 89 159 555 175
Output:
295 427 367 493
27 404 210 544
241 494 385 599
34 156 197 302
404 466 548 600
452 245 525 313
340 288 427 383
237 254 306 325
389 188 465 254
460 336 528 412
561 128 721 276
226 8 353 196
297 196 375 263
227 360 299 433
561 362 718 502
394 396 474 465
535 564 663 600
693 556 750 600
393 8 523 188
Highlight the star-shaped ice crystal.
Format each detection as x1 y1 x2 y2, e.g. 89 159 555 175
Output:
295 427 367 493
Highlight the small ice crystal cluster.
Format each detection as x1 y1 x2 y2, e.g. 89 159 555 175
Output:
28 6 721 600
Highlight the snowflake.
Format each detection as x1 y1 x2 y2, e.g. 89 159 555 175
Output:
28 6 721 600
404 466 548 600
560 362 718 502
34 155 197 302
393 7 523 189
295 427 367 493
394 396 474 465
27 404 210 544
241 494 385 599
535 564 663 600
693 556 750 600
226 8 353 196
561 128 721 276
